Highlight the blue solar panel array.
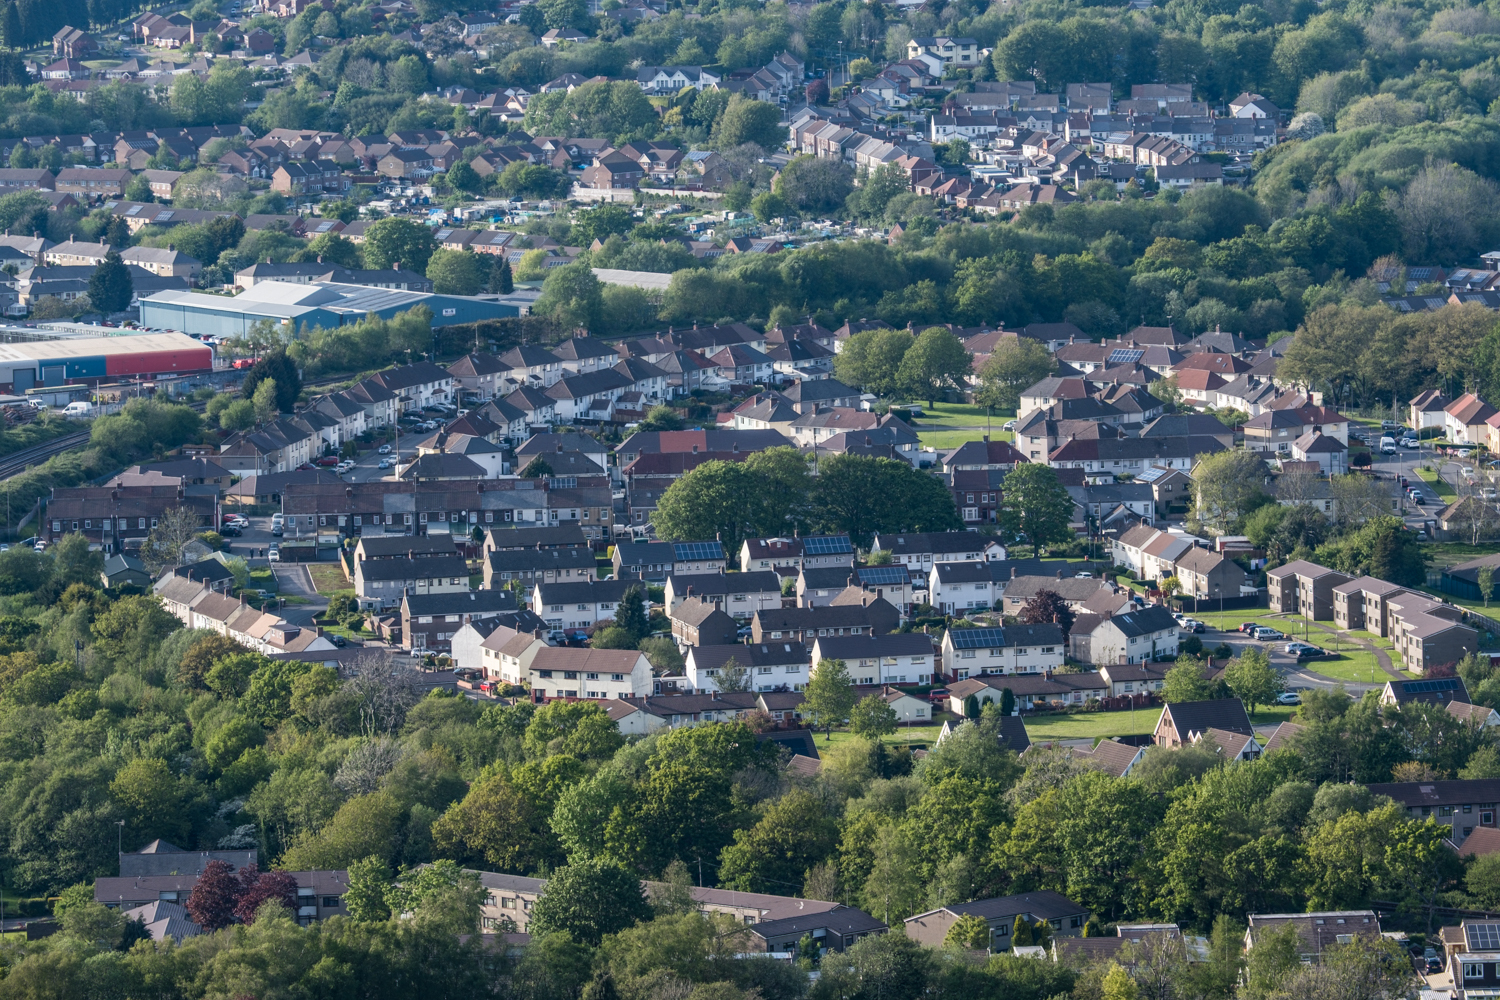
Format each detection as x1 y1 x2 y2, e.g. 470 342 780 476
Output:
1401 678 1461 692
857 566 910 585
1108 348 1145 364
673 541 724 561
803 534 853 555
948 628 1008 649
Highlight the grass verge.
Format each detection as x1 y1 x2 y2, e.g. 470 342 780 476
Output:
1301 649 1388 685
1416 466 1457 499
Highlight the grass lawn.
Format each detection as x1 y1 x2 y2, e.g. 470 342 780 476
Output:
1302 648 1388 685
1344 629 1396 651
1416 466 1457 499
820 726 946 749
908 402 1016 429
306 564 349 595
1420 542 1500 570
1024 710 1159 741
918 429 997 449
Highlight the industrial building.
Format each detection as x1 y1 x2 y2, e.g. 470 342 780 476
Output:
139 281 520 337
0 331 213 392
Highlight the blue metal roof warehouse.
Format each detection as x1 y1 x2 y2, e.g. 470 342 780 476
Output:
139 281 519 337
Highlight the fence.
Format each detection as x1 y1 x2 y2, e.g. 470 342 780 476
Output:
1173 594 1267 613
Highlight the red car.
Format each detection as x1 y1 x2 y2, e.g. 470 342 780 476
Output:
315 456 339 466
927 687 949 704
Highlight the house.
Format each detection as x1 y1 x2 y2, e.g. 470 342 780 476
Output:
1448 392 1499 445
1244 912 1381 963
809 632 936 685
1265 560 1351 620
476 625 550 684
101 553 151 589
118 838 256 878
531 578 648 636
605 691 759 733
399 590 518 654
746 907 888 954
939 624 1066 679
1410 389 1449 432
526 646 652 701
1450 701 1500 727
685 641 811 693
752 599 900 644
905 891 1088 951
483 545 597 588
353 555 470 609
1072 738 1145 777
1172 547 1252 601
1379 675 1471 708
1066 605 1178 666
945 670 1108 712
877 685 932 724
668 598 738 648
96 870 350 927
926 558 1075 614
739 534 854 572
997 574 1120 615
1154 698 1254 747
613 539 726 581
662 570 782 618
870 531 1004 570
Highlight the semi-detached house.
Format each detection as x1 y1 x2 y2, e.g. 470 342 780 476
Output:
532 578 649 635
871 530 1005 570
939 624 1065 678
811 632 937 685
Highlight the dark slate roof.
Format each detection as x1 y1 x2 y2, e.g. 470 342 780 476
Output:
1162 698 1253 738
692 642 810 669
757 728 819 760
401 590 519 616
998 715 1030 753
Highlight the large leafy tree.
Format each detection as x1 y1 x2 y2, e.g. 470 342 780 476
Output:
242 348 300 414
832 328 913 396
362 217 438 273
998 463 1074 553
896 327 972 406
87 250 132 313
717 789 839 894
811 454 962 548
975 338 1055 412
651 447 811 552
1189 449 1269 536
803 658 856 740
528 858 653 946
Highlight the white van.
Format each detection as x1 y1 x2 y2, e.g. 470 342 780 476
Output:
60 401 93 418
1379 436 1397 454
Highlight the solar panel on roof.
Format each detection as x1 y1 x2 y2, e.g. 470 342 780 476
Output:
1108 348 1145 364
1403 678 1459 692
803 535 853 555
857 566 909 585
1469 924 1500 950
949 628 1007 649
1136 467 1167 482
673 541 724 561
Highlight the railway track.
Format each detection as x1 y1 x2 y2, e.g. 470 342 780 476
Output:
0 431 92 480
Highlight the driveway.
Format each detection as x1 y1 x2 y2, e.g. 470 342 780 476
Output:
271 563 328 626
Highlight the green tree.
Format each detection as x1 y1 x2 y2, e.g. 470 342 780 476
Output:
425 248 484 295
242 348 300 413
533 261 604 332
998 463 1075 553
943 913 991 949
344 855 394 921
896 327 972 405
803 658 856 740
519 456 553 479
362 217 438 272
1480 566 1494 608
832 328 913 397
252 377 278 423
1191 450 1269 536
717 789 839 894
87 250 132 313
861 823 925 925
1223 647 1278 715
713 95 784 149
650 448 811 553
849 694 898 738
446 158 481 194
975 338 1055 412
1163 658 1214 703
529 858 652 946
750 190 790 223
811 454 962 547
490 256 514 294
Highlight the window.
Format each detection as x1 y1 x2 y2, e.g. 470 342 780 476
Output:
1466 964 1484 980
323 897 340 908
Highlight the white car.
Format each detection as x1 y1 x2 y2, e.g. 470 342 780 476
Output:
1285 641 1319 654
1463 466 1477 478
379 444 391 455
1252 626 1285 641
1276 692 1301 705
267 546 280 563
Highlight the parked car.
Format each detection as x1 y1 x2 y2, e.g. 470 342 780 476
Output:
1252 626 1284 641
1285 641 1319 654
1238 622 1260 633
928 688 950 704
1276 692 1301 705
267 545 280 563
378 459 391 469
378 444 391 455
332 635 347 647
1463 466 1477 479
1294 646 1326 659
219 524 242 537
316 456 339 467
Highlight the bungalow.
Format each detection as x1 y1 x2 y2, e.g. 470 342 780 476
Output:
905 891 1087 952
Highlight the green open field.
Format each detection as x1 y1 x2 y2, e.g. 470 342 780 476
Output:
1302 648 1387 685
917 430 994 450
1023 703 1299 741
906 402 1017 429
